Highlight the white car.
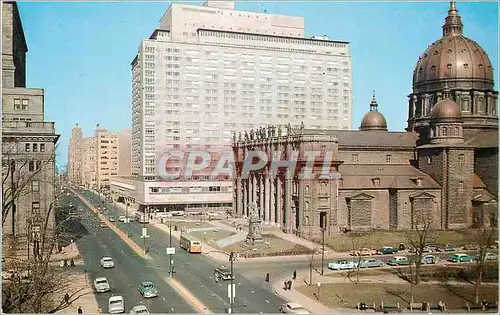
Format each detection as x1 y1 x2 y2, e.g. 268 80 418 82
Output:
100 257 115 268
93 277 110 293
118 216 126 222
328 260 358 270
279 302 310 314
108 296 125 314
130 305 149 314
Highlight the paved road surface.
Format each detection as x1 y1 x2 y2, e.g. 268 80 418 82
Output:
65 193 196 314
72 188 287 313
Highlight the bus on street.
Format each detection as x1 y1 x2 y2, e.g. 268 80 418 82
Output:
180 234 202 253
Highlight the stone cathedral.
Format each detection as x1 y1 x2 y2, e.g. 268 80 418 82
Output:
232 1 498 239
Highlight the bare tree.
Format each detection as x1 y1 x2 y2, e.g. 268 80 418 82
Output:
404 208 439 285
2 141 59 229
346 234 363 284
2 177 93 313
473 227 497 303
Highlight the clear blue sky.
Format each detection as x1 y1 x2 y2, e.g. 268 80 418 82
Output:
17 1 498 167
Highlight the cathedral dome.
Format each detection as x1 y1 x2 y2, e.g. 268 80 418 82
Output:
360 92 388 131
430 98 462 120
412 1 494 92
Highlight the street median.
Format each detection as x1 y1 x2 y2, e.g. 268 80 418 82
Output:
69 188 149 260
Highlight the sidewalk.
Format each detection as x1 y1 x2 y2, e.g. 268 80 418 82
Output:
272 269 358 314
56 246 99 314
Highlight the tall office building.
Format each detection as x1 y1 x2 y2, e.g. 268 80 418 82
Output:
112 0 352 212
2 2 60 243
67 124 125 190
118 128 132 176
67 124 83 185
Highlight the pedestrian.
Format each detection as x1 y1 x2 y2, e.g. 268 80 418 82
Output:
70 258 75 267
288 279 293 290
97 307 102 313
77 306 83 314
283 279 288 290
292 270 297 280
265 273 270 282
63 259 68 268
64 293 70 305
438 301 444 313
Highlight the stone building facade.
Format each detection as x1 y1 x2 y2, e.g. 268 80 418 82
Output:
2 2 60 242
232 1 497 238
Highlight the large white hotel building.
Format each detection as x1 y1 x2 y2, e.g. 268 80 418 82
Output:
110 1 352 213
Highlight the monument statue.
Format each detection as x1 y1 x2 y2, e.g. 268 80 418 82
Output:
244 202 263 246
244 131 249 141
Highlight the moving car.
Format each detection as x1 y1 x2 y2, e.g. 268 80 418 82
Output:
138 281 158 298
421 254 438 264
118 216 126 222
448 253 473 263
359 258 383 268
279 302 310 314
93 277 110 293
327 260 358 270
130 305 149 314
108 216 116 222
108 296 125 314
378 246 398 255
100 257 115 268
475 252 497 261
214 266 234 280
387 256 410 266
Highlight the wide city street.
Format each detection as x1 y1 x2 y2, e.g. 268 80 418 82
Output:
65 192 196 313
69 187 288 313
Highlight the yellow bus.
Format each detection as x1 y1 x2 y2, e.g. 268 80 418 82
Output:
179 234 202 253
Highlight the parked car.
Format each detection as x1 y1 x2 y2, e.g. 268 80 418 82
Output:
100 221 107 228
387 256 410 266
93 277 110 293
421 254 438 264
438 244 458 252
448 253 473 263
475 253 497 261
463 244 479 251
279 302 310 314
328 260 358 270
138 281 158 298
118 216 126 222
100 257 115 268
378 246 399 255
108 296 125 314
359 258 383 268
108 216 116 222
130 305 149 314
350 248 376 256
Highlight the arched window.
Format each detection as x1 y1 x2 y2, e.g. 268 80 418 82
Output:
304 216 310 226
305 201 309 211
442 126 448 136
305 185 310 194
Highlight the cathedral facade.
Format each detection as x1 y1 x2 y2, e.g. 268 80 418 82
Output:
231 1 498 239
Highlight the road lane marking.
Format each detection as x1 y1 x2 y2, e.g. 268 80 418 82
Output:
170 308 174 312
251 290 255 294
166 277 212 314
266 300 270 303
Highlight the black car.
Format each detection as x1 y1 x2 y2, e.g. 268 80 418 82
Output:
378 247 399 255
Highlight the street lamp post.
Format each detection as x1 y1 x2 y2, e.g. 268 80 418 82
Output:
229 251 235 314
321 228 325 275
142 206 148 254
169 218 173 277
